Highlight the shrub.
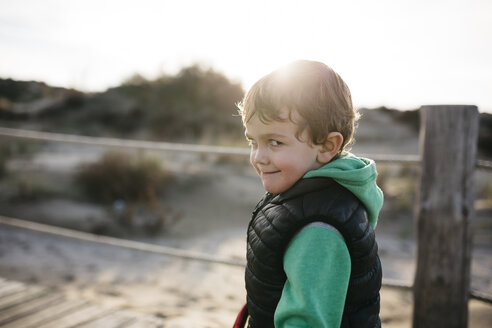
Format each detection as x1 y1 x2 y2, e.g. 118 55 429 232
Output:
74 152 177 233
113 65 245 143
377 164 419 216
75 152 172 204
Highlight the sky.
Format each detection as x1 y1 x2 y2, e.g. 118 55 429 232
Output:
1 0 491 112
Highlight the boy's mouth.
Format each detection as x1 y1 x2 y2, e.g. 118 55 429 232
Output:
261 170 280 176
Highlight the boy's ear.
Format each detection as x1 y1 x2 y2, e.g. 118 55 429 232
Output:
317 132 344 164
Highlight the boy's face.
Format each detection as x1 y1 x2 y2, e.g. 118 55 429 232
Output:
245 108 324 194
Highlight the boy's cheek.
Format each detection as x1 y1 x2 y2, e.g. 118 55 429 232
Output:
252 164 261 176
249 155 255 168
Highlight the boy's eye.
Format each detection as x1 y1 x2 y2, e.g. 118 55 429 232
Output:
270 140 282 146
248 139 257 146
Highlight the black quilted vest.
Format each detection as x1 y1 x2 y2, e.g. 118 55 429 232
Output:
245 177 382 328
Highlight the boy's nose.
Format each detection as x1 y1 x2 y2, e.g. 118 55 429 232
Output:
252 147 269 165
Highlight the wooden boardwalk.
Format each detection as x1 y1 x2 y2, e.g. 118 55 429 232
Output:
0 277 164 328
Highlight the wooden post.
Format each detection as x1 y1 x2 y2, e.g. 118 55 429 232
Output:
413 105 479 327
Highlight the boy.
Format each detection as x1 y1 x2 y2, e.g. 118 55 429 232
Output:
236 60 383 327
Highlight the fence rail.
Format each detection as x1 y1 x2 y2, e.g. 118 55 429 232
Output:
1 127 491 169
0 127 250 156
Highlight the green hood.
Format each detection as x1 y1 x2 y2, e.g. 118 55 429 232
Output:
303 152 383 228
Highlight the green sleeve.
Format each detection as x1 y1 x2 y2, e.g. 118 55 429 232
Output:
273 223 351 328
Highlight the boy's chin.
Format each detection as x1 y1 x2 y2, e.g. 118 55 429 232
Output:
262 183 291 194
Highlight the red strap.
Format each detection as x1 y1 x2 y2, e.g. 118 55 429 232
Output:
233 303 248 328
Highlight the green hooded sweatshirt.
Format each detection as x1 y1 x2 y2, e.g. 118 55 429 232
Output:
303 152 384 228
274 153 383 327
